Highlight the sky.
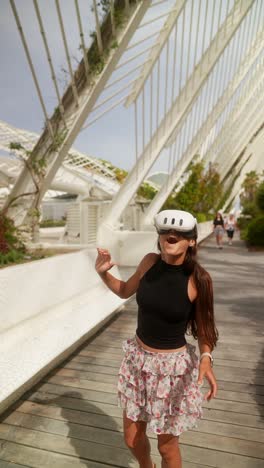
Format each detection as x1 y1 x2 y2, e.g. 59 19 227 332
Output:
0 0 177 173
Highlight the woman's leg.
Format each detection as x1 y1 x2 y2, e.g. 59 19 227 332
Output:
157 434 182 468
214 229 219 246
216 233 221 247
123 412 154 468
216 228 224 248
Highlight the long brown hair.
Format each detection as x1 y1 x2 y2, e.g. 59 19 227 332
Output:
183 244 218 349
158 234 218 350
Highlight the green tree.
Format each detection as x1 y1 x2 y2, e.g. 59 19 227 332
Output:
256 180 264 212
163 160 222 219
240 171 261 218
114 167 128 183
169 161 204 213
199 163 222 214
238 171 264 246
240 171 259 203
137 182 157 200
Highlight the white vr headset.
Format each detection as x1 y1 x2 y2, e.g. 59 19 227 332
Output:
154 210 197 236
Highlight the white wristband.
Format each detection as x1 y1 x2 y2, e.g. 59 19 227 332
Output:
200 352 214 367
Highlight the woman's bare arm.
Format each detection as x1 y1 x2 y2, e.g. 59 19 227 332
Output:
95 248 158 299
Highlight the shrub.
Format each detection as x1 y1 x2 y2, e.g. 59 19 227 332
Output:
246 215 264 247
0 249 25 266
40 219 66 228
196 213 207 222
242 200 260 218
236 216 252 231
0 213 25 254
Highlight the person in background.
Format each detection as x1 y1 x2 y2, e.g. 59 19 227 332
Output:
225 213 237 245
213 212 225 249
95 210 218 468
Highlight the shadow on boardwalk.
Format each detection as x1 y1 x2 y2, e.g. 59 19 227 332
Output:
0 385 134 467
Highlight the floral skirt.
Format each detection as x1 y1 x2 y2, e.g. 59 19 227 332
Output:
117 337 204 436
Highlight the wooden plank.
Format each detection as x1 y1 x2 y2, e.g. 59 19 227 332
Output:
0 424 138 467
81 344 124 356
205 397 262 415
5 402 264 445
2 412 264 466
5 403 123 431
67 354 122 367
78 349 123 360
215 389 264 405
214 359 264 370
0 440 202 468
181 430 264 459
206 336 264 345
202 407 264 429
21 393 264 431
210 367 264 386
22 392 122 418
215 380 264 396
52 368 117 384
63 361 120 374
192 418 264 443
1 412 125 447
0 440 119 468
180 442 264 468
29 383 117 405
43 376 117 394
0 461 29 468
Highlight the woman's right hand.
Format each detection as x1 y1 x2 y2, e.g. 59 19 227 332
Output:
95 248 115 274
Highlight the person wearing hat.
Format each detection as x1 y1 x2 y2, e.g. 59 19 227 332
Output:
95 210 218 468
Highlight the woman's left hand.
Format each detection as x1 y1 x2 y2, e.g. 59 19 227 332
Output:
198 360 217 401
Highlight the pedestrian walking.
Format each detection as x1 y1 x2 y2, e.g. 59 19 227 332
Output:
213 212 225 249
225 213 237 245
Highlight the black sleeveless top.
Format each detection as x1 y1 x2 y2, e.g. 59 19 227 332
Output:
136 257 193 349
213 218 224 226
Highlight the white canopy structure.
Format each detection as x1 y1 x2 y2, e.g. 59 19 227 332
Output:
2 0 264 239
0 119 120 198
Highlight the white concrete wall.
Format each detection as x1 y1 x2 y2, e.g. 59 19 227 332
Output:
0 250 125 414
1 250 99 333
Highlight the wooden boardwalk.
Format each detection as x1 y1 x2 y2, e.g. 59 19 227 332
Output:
0 236 264 467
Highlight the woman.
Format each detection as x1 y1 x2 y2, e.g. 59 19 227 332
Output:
95 209 218 468
213 212 225 249
225 213 237 245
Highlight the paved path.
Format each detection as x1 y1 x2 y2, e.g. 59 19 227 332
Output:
0 235 263 467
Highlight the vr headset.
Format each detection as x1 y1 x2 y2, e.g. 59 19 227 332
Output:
154 210 197 238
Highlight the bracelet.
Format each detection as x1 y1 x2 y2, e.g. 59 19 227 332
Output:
200 352 214 367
